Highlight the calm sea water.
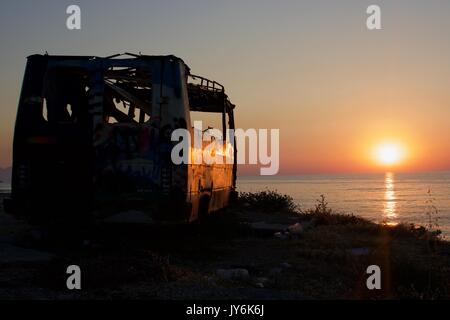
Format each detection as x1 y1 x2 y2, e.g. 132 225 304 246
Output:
238 172 450 237
0 182 10 193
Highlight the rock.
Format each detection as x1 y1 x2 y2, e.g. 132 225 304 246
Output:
216 268 250 281
253 278 268 288
274 231 290 240
254 276 270 288
256 277 269 283
273 223 306 239
287 222 303 235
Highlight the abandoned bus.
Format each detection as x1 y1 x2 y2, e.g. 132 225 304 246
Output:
6 53 237 224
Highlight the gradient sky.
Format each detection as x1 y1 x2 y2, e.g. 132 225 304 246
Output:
1 0 449 174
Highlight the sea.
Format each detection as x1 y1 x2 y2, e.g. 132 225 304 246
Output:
238 171 450 237
0 182 10 194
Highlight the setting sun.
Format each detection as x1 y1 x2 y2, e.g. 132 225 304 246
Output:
374 143 405 166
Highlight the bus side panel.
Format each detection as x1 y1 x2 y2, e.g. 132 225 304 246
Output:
188 163 234 220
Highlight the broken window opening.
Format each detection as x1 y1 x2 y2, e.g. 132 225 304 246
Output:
103 66 152 124
42 67 90 125
187 74 235 143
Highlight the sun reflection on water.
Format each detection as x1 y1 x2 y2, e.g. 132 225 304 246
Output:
383 172 398 226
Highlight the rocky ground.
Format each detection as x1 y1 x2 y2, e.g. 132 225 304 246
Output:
1 191 450 300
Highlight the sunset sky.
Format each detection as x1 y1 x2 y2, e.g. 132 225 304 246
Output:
0 0 449 174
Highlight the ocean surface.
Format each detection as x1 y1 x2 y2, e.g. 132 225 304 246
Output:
0 182 10 193
238 172 450 237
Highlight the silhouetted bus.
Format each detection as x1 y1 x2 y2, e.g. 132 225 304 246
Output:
6 53 237 224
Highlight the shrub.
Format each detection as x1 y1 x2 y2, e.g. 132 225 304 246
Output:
238 190 298 213
300 194 368 226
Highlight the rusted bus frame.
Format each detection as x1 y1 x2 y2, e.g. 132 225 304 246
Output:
9 53 237 223
188 74 224 93
187 74 236 143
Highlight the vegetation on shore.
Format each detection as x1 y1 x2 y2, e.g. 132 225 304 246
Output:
236 190 450 299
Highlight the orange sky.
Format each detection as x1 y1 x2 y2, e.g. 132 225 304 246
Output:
0 1 449 174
